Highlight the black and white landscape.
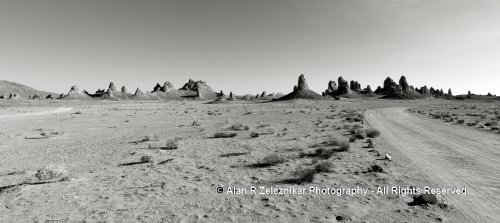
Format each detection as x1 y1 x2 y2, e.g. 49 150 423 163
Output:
1 1 499 222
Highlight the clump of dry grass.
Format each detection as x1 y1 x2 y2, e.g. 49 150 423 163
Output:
141 155 154 163
291 166 317 183
259 154 285 166
336 140 351 152
228 123 250 131
213 132 238 138
365 128 380 138
148 137 182 150
314 161 333 173
34 164 68 182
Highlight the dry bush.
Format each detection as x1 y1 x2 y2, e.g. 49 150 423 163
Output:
213 132 238 138
141 155 154 163
142 135 159 142
259 154 285 166
35 164 68 182
314 148 335 159
365 128 381 138
250 132 259 138
229 123 250 131
314 161 333 173
291 166 317 183
337 140 351 152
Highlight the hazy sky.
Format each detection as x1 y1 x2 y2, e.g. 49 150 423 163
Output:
0 0 498 95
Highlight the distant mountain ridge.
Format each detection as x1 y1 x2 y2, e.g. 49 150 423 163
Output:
0 80 57 98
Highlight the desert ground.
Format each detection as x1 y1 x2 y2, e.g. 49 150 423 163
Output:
1 98 498 222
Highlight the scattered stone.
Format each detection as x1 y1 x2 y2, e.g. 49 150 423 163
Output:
371 165 383 173
411 194 438 205
385 154 392 161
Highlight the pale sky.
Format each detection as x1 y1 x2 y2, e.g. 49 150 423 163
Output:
0 0 498 95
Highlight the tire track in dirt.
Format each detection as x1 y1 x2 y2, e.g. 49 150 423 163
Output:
365 107 500 223
0 108 73 120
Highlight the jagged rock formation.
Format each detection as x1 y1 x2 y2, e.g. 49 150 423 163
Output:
227 91 235 100
108 82 116 92
162 82 174 92
383 77 397 92
9 93 21 99
46 95 54 99
447 88 453 99
297 74 308 90
260 91 267 98
153 83 162 92
336 76 351 95
275 74 323 101
134 88 143 96
31 93 42 99
350 80 362 92
399 76 409 93
365 85 373 94
60 85 92 99
178 79 217 100
121 86 127 93
324 80 337 96
381 76 424 99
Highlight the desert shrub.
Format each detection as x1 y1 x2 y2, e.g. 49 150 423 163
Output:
349 136 357 142
35 164 68 181
365 128 381 138
250 132 259 138
229 123 249 131
213 132 238 138
316 148 335 159
314 161 333 173
324 137 342 146
484 121 497 126
291 166 317 183
141 155 154 163
142 135 158 142
165 138 180 149
191 120 201 126
337 140 350 152
259 154 285 166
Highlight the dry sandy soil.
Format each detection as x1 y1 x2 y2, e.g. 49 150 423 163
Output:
0 98 498 222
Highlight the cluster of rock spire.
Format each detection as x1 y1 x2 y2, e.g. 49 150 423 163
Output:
0 74 471 101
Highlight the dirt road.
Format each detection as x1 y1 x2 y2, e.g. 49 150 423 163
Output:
0 107 72 120
365 107 500 222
